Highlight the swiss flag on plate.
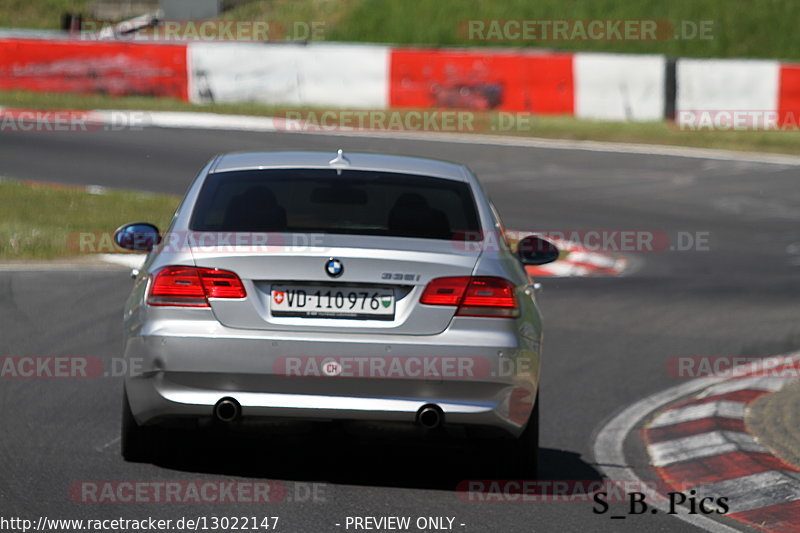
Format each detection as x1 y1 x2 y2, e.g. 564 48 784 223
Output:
273 291 285 304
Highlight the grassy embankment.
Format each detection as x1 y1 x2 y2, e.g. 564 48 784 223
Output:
6 0 800 61
0 179 178 260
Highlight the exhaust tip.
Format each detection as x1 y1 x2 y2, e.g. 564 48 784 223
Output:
214 397 241 423
416 404 444 430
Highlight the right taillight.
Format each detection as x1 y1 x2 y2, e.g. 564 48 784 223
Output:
420 276 519 318
147 266 246 307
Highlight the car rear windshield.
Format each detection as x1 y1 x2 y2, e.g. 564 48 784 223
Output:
190 169 482 240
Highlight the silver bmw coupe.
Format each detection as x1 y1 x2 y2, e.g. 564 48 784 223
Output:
115 150 558 476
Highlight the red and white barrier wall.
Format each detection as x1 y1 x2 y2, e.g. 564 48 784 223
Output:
188 42 390 108
677 59 800 124
781 63 800 121
0 36 799 126
574 53 664 121
388 48 574 114
0 38 188 100
677 59 780 112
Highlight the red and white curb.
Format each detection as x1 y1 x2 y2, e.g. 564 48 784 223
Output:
525 238 629 278
644 359 800 532
594 354 800 533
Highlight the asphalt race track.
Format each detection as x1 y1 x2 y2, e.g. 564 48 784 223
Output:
2 127 800 532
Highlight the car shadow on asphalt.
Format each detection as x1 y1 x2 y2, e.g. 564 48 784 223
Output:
144 424 603 491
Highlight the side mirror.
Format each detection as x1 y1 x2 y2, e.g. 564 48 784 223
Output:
517 235 559 265
114 222 161 252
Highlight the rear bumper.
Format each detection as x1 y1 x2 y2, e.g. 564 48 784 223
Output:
123 320 541 437
125 373 531 436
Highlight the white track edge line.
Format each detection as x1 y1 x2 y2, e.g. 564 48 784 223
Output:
593 376 741 533
97 109 800 167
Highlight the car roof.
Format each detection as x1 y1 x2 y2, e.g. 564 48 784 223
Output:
210 151 471 182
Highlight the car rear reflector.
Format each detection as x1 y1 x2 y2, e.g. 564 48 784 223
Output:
198 269 247 299
147 266 246 307
509 387 535 424
420 276 519 318
419 276 471 306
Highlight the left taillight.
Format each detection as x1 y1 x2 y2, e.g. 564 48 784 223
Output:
147 266 246 307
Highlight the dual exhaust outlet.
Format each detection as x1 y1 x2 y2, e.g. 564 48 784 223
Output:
214 397 444 429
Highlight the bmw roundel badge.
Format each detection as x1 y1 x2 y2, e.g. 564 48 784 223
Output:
325 258 344 277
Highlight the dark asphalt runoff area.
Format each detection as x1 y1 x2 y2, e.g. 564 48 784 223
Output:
1 127 800 532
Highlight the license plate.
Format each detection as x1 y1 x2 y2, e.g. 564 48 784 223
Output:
270 285 395 320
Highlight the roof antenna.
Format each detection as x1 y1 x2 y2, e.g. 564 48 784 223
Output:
329 149 350 175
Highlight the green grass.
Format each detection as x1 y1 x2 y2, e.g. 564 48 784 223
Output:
221 0 357 30
0 88 288 115
2 89 799 155
4 0 800 60
0 0 93 29
746 377 800 468
326 0 800 60
0 179 179 260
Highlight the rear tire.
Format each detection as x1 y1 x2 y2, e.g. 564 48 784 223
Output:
121 386 155 462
